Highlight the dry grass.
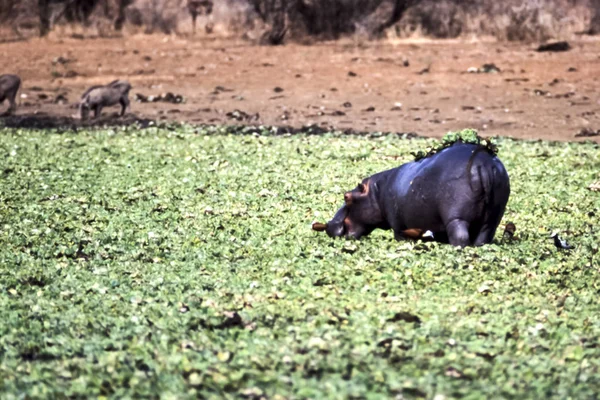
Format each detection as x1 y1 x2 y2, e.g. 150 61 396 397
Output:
395 0 592 42
0 0 597 42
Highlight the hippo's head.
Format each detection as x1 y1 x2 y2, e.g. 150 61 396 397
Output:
325 179 387 239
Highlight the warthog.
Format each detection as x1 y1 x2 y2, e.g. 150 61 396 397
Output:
79 80 131 120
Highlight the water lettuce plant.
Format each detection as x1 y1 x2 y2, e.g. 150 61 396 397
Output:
0 126 599 398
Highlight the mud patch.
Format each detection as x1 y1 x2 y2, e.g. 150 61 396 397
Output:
0 114 156 130
3 36 600 142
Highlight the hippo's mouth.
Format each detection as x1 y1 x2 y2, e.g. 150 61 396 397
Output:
315 206 369 239
319 206 349 238
332 209 350 237
329 218 364 239
329 221 347 238
314 220 352 238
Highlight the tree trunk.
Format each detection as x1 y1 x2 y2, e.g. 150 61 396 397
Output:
38 0 50 36
590 0 600 34
114 0 131 30
373 0 416 36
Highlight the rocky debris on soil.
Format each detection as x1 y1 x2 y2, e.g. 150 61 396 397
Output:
375 57 409 67
467 63 501 73
575 128 600 137
417 65 430 75
569 98 592 106
273 87 284 93
133 69 156 76
54 94 69 104
537 41 571 52
136 92 185 104
549 78 561 86
211 86 234 95
226 109 259 122
348 71 357 77
52 56 74 65
553 92 575 99
533 89 550 96
391 102 403 110
342 102 352 108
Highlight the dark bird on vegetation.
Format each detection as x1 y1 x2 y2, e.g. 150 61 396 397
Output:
550 232 574 250
503 222 516 240
421 230 435 240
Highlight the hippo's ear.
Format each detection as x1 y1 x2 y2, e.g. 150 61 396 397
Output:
356 181 369 196
344 181 370 205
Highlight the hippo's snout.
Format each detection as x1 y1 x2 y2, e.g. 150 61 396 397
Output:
325 221 345 238
324 206 348 238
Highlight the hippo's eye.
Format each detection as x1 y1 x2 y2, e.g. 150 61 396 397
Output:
344 192 352 205
357 183 366 193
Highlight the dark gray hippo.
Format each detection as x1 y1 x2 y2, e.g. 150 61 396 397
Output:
315 142 510 247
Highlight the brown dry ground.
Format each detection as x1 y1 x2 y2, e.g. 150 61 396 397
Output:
1 34 599 141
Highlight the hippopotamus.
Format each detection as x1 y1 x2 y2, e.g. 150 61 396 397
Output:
314 142 510 247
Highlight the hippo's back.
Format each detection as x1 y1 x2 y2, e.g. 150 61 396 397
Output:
415 143 506 183
389 143 509 232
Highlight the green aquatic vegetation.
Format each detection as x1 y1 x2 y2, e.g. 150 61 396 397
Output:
0 126 599 399
411 129 497 161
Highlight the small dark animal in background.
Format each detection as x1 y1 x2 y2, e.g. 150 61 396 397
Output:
550 232 574 250
314 143 510 247
80 80 131 120
503 222 516 240
187 0 213 34
0 74 21 115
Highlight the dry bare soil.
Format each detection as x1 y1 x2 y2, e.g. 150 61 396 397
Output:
2 34 600 141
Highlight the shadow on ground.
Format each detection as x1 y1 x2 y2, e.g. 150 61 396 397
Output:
0 113 422 138
0 113 156 130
